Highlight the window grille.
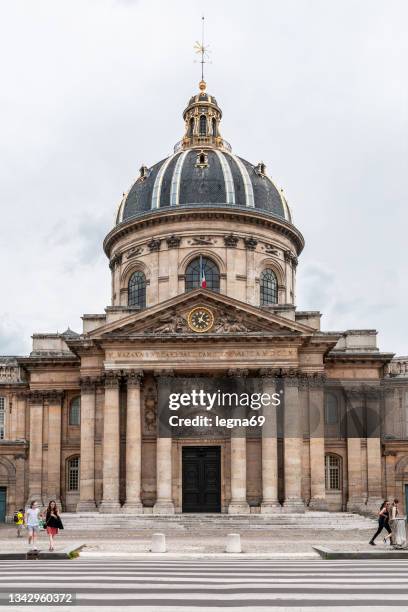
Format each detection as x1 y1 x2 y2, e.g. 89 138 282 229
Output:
128 271 146 308
67 457 79 491
325 454 341 490
260 269 278 305
69 397 80 426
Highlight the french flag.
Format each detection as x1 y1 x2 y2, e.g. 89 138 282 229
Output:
200 256 207 288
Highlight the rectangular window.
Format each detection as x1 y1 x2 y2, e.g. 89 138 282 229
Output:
68 457 79 491
0 397 5 440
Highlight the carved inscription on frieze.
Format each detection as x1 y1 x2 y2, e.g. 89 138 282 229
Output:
107 348 296 362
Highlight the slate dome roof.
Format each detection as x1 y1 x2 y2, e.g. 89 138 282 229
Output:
116 81 292 225
116 150 292 224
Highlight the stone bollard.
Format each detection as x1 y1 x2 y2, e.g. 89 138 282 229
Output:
225 533 241 553
151 533 166 553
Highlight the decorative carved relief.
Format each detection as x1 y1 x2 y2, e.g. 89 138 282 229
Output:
264 244 280 256
214 312 254 333
154 313 189 334
126 246 143 259
143 387 157 433
188 236 216 246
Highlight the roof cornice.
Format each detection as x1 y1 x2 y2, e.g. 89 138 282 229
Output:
104 206 305 257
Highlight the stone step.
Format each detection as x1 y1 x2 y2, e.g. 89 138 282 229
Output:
60 511 376 530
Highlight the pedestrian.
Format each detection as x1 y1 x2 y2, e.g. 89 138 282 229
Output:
385 498 400 545
44 500 63 551
25 500 42 550
369 500 392 546
13 508 24 538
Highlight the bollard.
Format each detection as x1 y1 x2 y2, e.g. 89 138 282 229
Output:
151 533 166 553
225 533 241 553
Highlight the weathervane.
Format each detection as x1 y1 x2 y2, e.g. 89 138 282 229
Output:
194 16 211 82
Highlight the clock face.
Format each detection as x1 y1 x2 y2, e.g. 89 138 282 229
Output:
188 306 214 333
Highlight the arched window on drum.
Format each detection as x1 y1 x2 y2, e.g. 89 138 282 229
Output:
199 115 207 136
260 269 278 305
128 271 146 309
185 256 220 292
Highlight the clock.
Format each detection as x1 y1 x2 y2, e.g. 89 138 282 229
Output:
187 306 214 333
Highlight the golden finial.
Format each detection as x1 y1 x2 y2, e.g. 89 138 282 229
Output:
199 79 207 93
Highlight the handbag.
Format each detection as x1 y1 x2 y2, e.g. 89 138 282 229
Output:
39 519 46 530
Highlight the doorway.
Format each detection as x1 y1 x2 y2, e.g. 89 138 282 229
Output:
182 446 221 512
0 487 6 523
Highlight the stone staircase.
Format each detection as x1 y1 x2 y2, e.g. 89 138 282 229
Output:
60 511 376 531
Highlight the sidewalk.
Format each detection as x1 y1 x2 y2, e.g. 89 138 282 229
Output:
0 523 391 558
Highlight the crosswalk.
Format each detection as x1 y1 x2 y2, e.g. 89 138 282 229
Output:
1 558 408 610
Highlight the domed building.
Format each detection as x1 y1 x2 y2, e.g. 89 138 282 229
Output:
0 80 408 520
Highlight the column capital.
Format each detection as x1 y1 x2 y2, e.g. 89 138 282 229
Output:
227 368 249 378
259 368 281 380
27 391 45 404
104 370 121 388
126 370 143 387
308 373 327 388
284 374 300 388
44 389 64 405
80 376 98 393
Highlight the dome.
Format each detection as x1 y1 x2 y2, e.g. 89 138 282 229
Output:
116 81 293 225
117 150 292 224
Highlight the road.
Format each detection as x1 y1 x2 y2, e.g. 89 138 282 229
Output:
0 558 407 610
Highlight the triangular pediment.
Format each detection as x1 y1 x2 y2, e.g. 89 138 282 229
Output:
87 289 316 339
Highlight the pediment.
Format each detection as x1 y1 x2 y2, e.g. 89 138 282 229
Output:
88 289 316 339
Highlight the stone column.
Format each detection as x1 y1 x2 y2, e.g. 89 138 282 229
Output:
47 391 63 505
16 393 26 439
228 369 250 514
283 376 305 512
260 372 280 513
166 236 180 298
77 377 97 511
123 370 143 513
366 386 383 512
309 377 327 510
244 238 257 305
27 392 44 505
99 371 121 513
153 437 174 514
345 387 365 512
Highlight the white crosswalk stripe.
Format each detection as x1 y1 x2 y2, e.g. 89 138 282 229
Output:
1 559 408 611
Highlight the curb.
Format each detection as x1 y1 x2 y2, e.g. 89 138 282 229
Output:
79 551 320 559
0 543 84 560
313 545 408 559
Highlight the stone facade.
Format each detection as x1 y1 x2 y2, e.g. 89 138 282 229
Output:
1 80 407 520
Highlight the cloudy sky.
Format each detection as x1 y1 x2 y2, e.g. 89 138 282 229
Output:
1 0 407 356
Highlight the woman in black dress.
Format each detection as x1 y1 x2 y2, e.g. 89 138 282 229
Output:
369 501 391 545
45 500 63 551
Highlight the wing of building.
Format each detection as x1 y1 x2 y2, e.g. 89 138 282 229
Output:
1 79 407 520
